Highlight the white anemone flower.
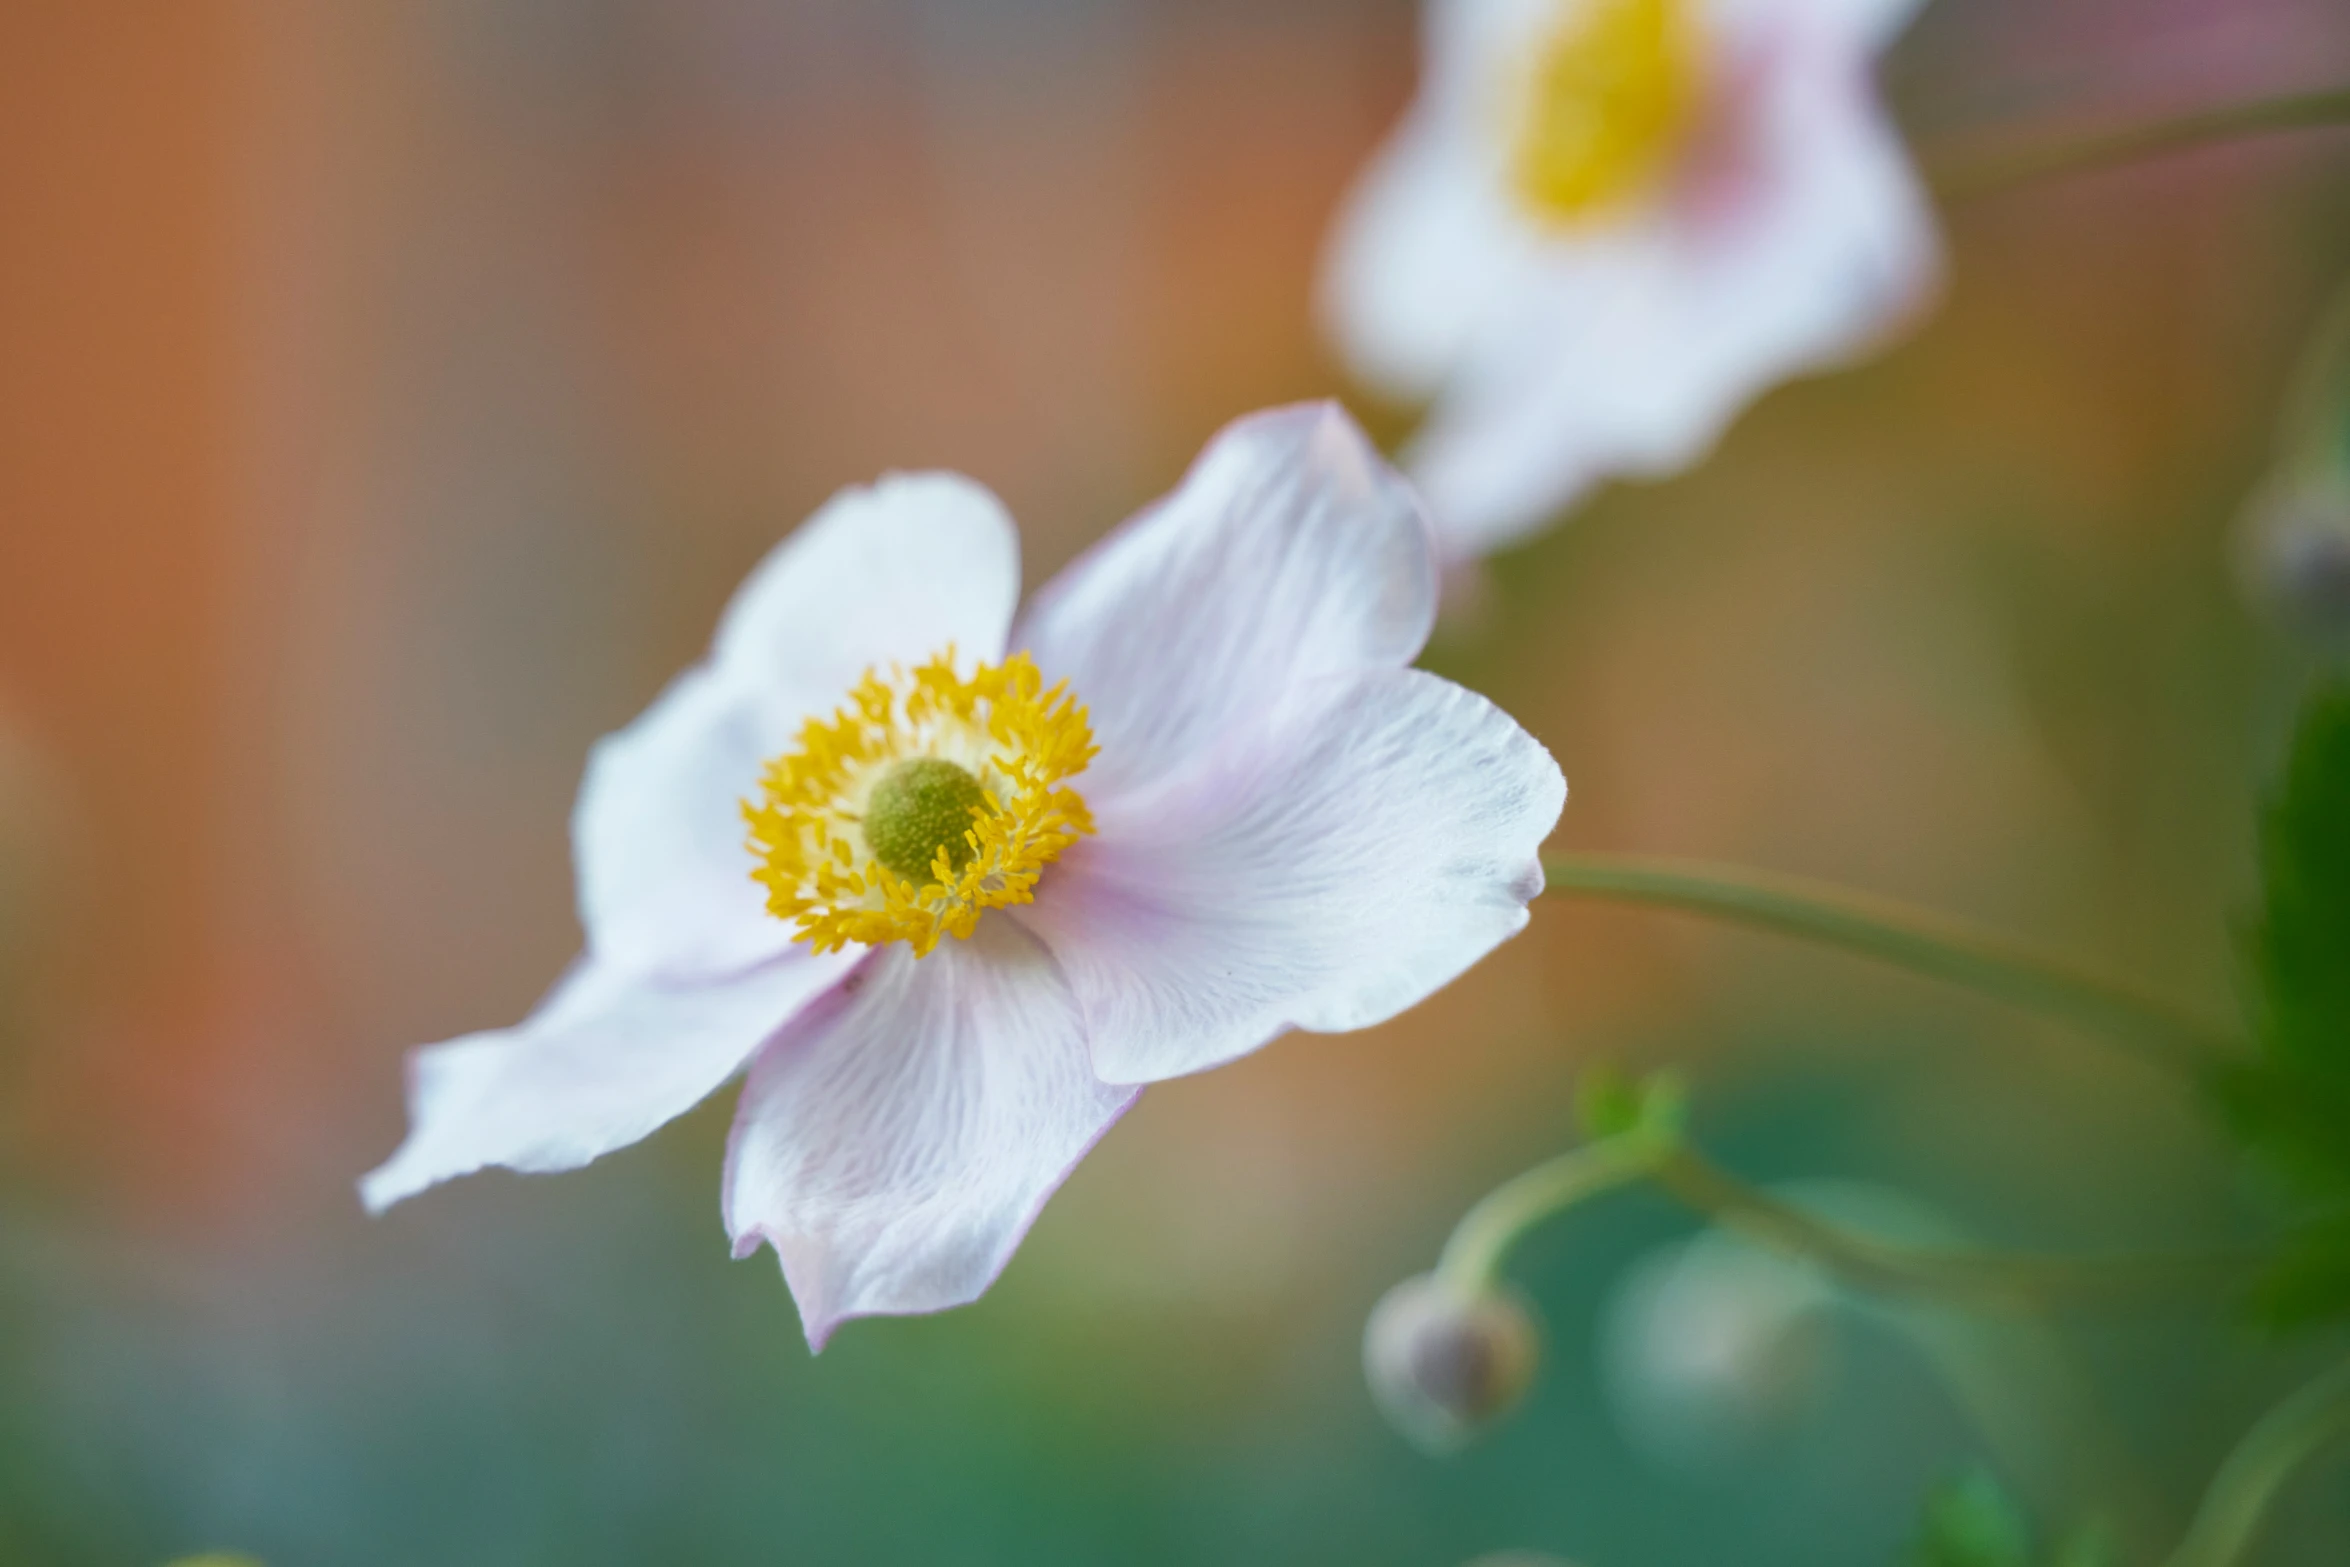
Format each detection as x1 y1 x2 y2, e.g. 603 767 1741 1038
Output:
361 404 1566 1349
1324 0 1941 558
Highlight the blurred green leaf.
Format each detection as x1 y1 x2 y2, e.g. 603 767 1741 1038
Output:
2245 1214 2350 1330
1904 1469 2031 1567
1574 1063 1646 1141
2044 1520 2119 1567
2275 277 2350 479
1574 1064 1686 1144
2225 681 2350 1324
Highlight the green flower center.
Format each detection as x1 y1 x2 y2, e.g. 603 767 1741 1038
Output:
863 758 992 883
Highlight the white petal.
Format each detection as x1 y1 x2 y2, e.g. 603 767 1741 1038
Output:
1014 668 1565 1085
572 473 1022 979
1322 120 1531 402
1408 24 1939 557
1318 0 1571 401
358 948 855 1214
1428 0 1581 110
573 667 791 979
1761 0 1928 51
713 472 1021 715
723 921 1137 1350
1402 224 1702 552
1016 403 1438 807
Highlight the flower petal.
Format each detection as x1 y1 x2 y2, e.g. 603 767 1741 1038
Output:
723 921 1137 1350
1322 117 1532 403
1013 667 1564 1085
358 948 855 1214
1407 20 1939 556
573 667 792 979
573 473 1022 979
713 472 1021 713
1015 403 1438 807
1319 0 1553 400
1765 0 1927 50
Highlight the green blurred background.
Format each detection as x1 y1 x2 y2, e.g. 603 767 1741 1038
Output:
2 0 2348 1562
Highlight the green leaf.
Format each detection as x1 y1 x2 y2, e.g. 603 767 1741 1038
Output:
2241 681 2350 1105
2274 276 2350 480
1905 1469 2032 1567
2245 1212 2350 1331
1573 1064 1686 1144
2228 681 2350 1325
1574 1063 1646 1141
2045 1520 2119 1567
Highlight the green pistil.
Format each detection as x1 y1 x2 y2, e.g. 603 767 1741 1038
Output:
864 759 989 882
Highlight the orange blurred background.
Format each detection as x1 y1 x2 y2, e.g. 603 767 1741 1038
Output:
2 2 2348 1562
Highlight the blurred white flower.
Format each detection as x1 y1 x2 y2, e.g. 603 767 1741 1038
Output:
1598 1178 1953 1469
1323 0 1941 558
361 404 1565 1349
1600 1222 1838 1467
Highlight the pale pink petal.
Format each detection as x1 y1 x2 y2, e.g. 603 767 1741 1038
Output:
723 921 1137 1350
1321 116 1532 403
1761 0 1927 50
711 472 1021 717
572 667 791 980
1015 403 1438 807
1319 0 1561 401
572 473 1022 979
1013 668 1564 1085
1407 18 1939 556
1426 0 1567 104
359 948 856 1214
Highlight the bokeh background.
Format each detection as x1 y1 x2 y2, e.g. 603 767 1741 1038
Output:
3 1 2349 1563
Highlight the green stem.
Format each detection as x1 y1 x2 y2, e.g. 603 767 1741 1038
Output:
2165 1355 2350 1567
1435 1131 1671 1296
1433 1126 2252 1311
1654 1145 2254 1311
1542 854 2235 1069
1928 83 2350 201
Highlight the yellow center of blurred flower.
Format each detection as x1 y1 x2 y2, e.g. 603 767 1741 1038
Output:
1507 0 1700 225
744 650 1096 957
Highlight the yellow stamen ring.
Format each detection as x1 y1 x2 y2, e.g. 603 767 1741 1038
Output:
743 650 1096 957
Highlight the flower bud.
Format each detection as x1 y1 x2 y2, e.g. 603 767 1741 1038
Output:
2241 472 2350 638
1600 1179 1959 1470
1600 1231 1834 1469
1363 1273 1539 1451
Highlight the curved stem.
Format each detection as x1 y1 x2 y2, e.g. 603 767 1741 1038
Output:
1929 83 2350 200
1435 1132 1671 1296
1542 854 2236 1070
1432 1125 2253 1311
2165 1355 2350 1567
1654 1145 2256 1311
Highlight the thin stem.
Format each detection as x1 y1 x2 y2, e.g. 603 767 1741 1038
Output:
2165 1356 2350 1567
1654 1145 2257 1312
1542 854 2236 1070
1435 1131 1671 1296
1432 1126 2253 1312
1928 83 2350 200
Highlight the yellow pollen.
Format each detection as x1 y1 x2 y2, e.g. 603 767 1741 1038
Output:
1507 0 1700 226
743 649 1096 958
